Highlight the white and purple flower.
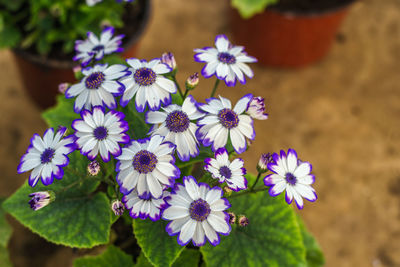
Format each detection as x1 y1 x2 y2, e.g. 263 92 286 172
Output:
17 127 75 187
119 58 177 111
116 135 180 199
123 188 169 221
65 64 129 113
264 149 317 209
146 95 204 161
204 148 247 191
74 27 124 66
162 176 231 247
197 94 255 154
246 96 268 120
72 107 130 162
194 34 257 86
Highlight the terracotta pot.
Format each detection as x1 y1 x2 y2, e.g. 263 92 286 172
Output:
12 0 151 109
230 1 355 68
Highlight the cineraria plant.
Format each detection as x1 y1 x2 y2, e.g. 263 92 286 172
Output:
1 34 324 266
0 0 136 55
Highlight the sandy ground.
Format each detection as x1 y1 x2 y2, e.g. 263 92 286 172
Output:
1 0 399 266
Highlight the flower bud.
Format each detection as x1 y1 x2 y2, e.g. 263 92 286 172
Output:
186 72 199 90
73 65 82 74
111 200 124 216
58 83 70 94
28 191 55 211
161 52 176 71
87 160 100 176
246 97 268 120
227 212 236 224
223 186 232 196
238 215 249 227
257 153 273 174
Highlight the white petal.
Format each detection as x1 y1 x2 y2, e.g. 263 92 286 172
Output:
293 162 312 177
178 219 196 245
207 211 230 234
163 206 189 220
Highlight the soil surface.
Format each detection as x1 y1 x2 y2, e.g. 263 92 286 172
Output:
0 0 399 266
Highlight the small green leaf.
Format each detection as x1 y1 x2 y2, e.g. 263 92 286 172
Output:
74 245 134 267
3 151 111 248
200 173 307 267
42 94 80 132
231 0 278 19
296 215 325 267
133 219 184 267
135 248 201 267
0 26 21 48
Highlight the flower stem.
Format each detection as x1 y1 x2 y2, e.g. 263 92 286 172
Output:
250 172 262 191
228 186 266 199
172 75 184 99
210 79 220 98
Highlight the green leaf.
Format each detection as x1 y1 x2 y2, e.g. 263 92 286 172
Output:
0 199 12 267
135 248 201 267
0 199 12 247
42 94 80 132
296 215 325 267
74 245 134 267
201 173 307 267
231 0 278 19
133 219 184 267
121 104 150 140
2 151 112 248
0 26 21 48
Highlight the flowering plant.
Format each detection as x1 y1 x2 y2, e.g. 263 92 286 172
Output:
1 34 324 266
0 0 138 56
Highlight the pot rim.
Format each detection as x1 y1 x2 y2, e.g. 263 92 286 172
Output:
12 0 151 70
268 0 356 17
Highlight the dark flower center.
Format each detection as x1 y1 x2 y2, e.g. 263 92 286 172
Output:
285 173 297 185
93 126 108 140
40 148 55 164
85 72 105 89
218 52 236 64
133 150 158 174
165 111 190 133
134 67 157 86
218 108 239 129
219 166 232 179
92 45 104 52
189 199 211 222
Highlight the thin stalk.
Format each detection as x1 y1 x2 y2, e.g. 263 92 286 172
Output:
210 79 220 98
172 75 184 98
250 172 262 191
228 186 266 199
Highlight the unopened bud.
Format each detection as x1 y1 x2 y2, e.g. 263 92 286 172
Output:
227 212 236 224
28 191 55 211
246 97 268 120
161 52 176 71
257 153 273 174
238 215 249 227
111 200 124 216
186 72 199 90
87 160 100 176
73 65 82 74
58 83 70 94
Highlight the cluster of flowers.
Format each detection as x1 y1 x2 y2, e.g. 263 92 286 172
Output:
18 32 317 247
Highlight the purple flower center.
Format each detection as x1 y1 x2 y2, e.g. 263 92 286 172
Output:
218 108 239 129
40 148 55 164
92 45 104 52
166 111 190 133
85 72 105 89
219 166 232 179
218 52 236 64
133 150 158 174
134 67 156 86
93 126 108 140
189 199 211 222
285 173 297 185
